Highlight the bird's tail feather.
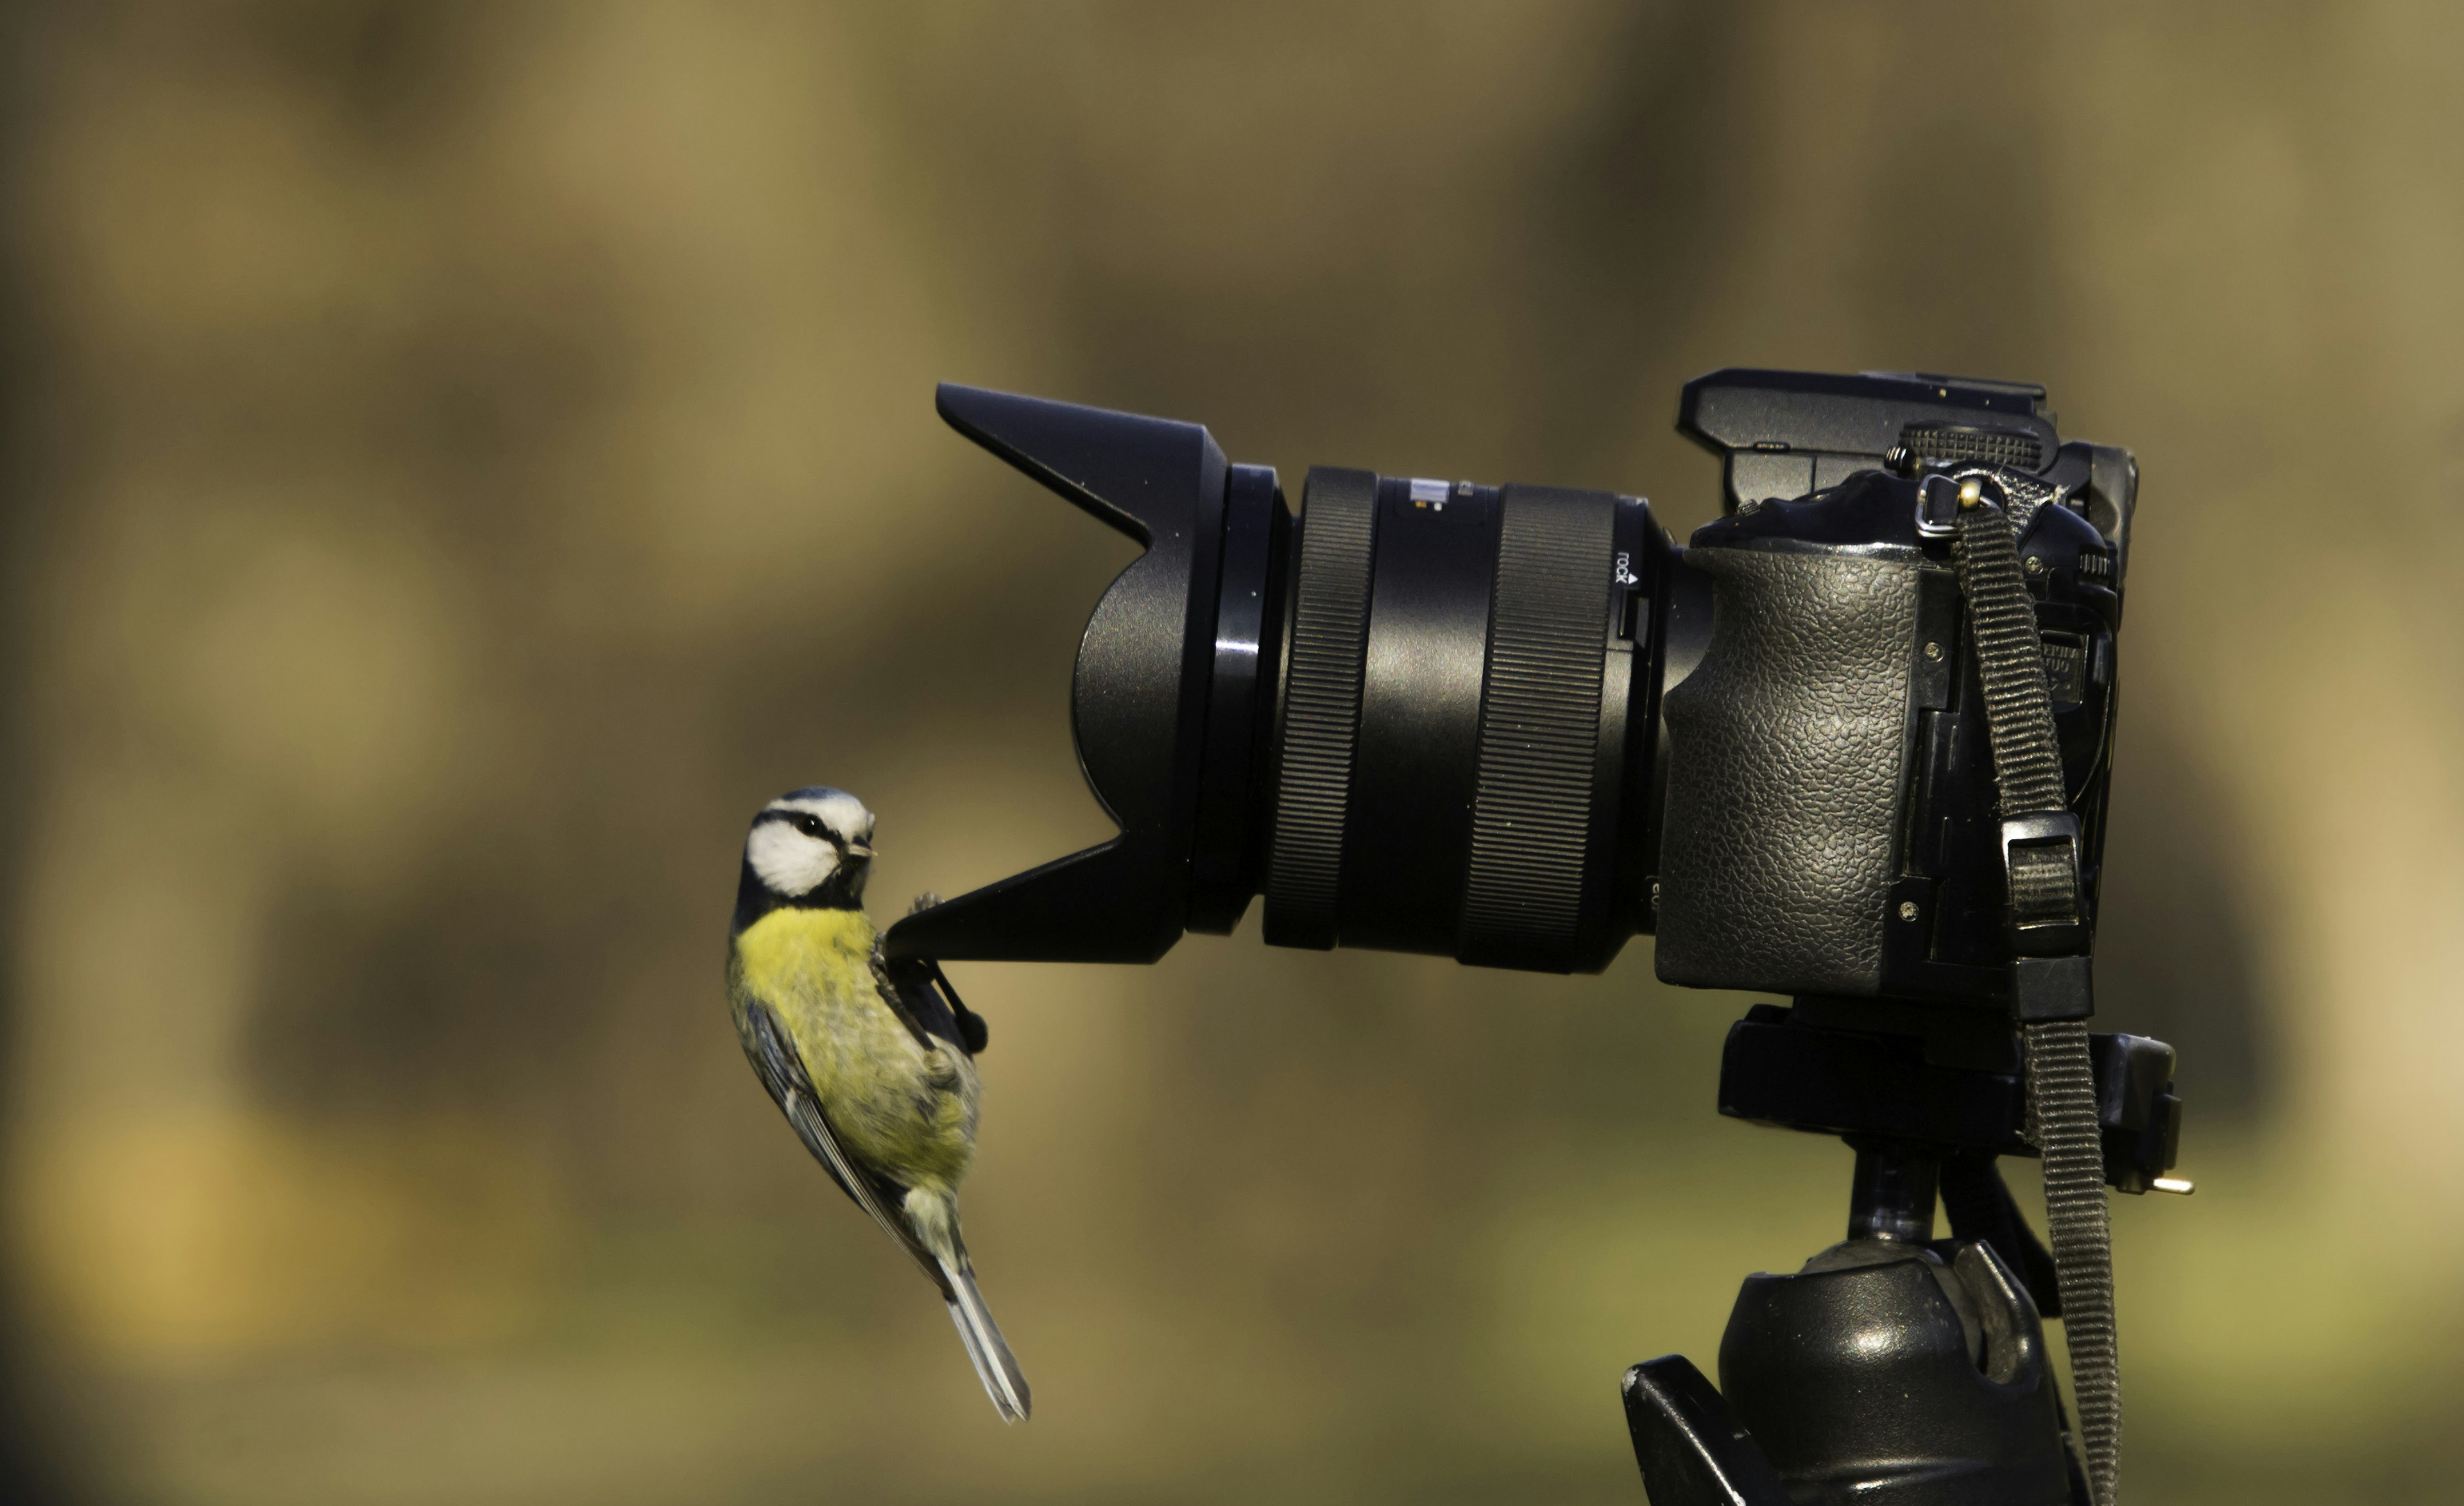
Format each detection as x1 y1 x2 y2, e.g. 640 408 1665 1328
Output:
939 1254 1031 1423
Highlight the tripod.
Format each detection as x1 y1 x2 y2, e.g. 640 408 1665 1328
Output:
1621 998 2183 1506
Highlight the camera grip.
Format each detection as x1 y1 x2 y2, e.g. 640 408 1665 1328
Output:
1654 545 1922 997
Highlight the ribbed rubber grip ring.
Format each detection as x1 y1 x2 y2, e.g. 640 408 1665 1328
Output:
1459 485 1614 969
1263 467 1378 948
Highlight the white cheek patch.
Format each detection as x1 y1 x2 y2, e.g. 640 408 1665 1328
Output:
747 823 840 896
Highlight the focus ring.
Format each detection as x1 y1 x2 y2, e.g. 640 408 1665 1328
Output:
1459 486 1615 968
1263 468 1378 948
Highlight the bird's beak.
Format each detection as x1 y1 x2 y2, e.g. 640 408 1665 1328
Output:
847 843 876 861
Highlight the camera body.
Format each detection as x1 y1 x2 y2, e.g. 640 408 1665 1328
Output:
1657 418 2130 1006
1658 373 2134 1010
887 369 2135 1018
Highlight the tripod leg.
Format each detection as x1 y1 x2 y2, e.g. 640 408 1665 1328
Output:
1621 1356 1793 1506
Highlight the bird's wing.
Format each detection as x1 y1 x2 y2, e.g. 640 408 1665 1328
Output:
740 999 954 1299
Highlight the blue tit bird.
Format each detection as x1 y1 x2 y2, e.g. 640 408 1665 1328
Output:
726 787 1027 1422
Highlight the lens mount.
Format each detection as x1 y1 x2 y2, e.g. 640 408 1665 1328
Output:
891 384 1681 975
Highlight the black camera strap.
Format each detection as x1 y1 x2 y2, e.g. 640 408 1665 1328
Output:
1946 476 2121 1506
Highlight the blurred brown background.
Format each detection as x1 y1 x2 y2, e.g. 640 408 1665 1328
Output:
1 3 2457 1502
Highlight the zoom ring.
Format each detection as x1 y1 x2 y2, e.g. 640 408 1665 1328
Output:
1459 486 1615 968
1262 468 1378 948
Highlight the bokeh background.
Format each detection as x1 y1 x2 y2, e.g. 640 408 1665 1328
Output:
0 3 2457 1502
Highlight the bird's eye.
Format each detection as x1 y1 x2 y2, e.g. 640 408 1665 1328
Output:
795 815 825 839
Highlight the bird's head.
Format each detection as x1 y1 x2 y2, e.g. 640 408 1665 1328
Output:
744 787 877 911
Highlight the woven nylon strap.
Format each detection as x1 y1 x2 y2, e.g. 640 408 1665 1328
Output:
1951 492 2121 1506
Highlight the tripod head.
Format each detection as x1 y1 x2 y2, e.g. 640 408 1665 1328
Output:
1621 1003 2184 1505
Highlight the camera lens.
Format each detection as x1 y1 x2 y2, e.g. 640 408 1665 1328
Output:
887 385 1703 975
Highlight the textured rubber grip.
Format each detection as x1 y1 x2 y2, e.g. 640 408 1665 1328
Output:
1263 468 1378 948
1652 544 1924 995
1458 486 1613 970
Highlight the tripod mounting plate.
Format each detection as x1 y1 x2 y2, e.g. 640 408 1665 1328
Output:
1719 1001 2184 1194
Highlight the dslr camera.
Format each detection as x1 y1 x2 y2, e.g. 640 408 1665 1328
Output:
891 368 2182 1506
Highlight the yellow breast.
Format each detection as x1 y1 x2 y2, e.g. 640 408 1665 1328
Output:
734 904 878 997
730 905 977 1192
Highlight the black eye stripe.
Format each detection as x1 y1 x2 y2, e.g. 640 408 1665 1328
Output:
754 809 860 849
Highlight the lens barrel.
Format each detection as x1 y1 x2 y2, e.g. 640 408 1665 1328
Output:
1259 472 1672 971
886 385 1692 973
